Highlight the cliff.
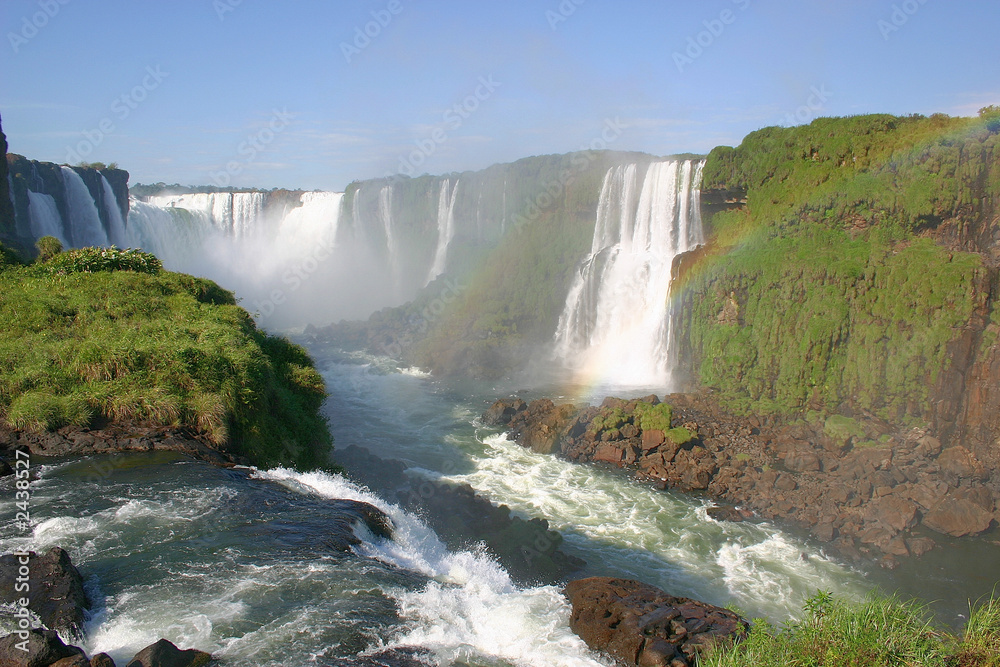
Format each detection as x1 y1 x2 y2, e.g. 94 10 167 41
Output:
0 114 15 245
673 112 1000 469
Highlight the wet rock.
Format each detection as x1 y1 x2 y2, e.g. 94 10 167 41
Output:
922 496 995 537
0 629 86 667
323 646 433 666
0 547 89 636
706 505 753 522
481 398 526 426
50 656 91 667
124 638 212 667
564 577 748 667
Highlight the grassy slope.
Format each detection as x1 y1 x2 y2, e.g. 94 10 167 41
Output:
704 592 1000 667
0 246 331 469
678 112 1000 422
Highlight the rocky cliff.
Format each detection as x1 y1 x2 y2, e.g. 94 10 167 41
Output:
0 114 16 245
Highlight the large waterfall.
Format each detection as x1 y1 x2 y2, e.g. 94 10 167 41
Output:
426 178 459 285
126 192 342 328
553 159 705 388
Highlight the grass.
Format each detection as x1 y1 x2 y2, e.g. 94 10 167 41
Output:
702 591 1000 667
0 245 332 469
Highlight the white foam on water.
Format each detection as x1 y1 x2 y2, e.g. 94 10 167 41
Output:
251 467 609 667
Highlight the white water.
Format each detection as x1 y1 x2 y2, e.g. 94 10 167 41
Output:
126 192 342 327
425 179 459 285
27 190 68 245
146 192 266 238
61 166 109 247
254 467 610 667
99 175 128 247
553 159 705 388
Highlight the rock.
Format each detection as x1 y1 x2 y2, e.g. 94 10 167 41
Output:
0 547 89 636
915 435 942 458
322 646 434 666
0 459 12 477
706 505 752 522
481 398 526 426
641 430 665 451
0 629 86 667
593 443 625 464
564 577 748 667
922 496 995 537
125 639 212 667
51 656 91 667
783 449 821 473
864 496 919 533
937 446 987 481
905 537 936 556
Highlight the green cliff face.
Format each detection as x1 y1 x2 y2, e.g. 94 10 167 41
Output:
674 112 1000 447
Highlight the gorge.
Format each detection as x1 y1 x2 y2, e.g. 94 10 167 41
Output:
2 110 999 667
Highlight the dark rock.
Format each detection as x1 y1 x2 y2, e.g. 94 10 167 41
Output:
937 446 987 481
51 656 91 667
0 459 12 477
0 629 86 667
706 505 753 522
784 449 822 473
922 496 995 537
564 577 748 667
593 443 625 464
641 430 665 451
481 398 526 426
0 547 89 636
322 646 432 666
124 639 212 667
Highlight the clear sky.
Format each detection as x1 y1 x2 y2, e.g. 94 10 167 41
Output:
2 0 998 191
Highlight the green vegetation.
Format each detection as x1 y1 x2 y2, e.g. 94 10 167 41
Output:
678 112 1000 421
73 161 118 170
0 245 331 469
43 246 163 275
585 399 696 445
703 591 1000 667
34 235 62 262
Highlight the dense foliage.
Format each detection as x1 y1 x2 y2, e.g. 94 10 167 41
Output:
703 591 1000 667
677 111 1000 420
0 250 332 469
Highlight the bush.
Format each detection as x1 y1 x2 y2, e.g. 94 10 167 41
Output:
43 246 162 275
35 235 63 262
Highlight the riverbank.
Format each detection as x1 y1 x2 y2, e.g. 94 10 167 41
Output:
483 391 1000 567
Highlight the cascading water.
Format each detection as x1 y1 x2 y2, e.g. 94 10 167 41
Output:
126 191 342 327
425 179 459 285
27 190 67 245
99 174 127 247
553 159 705 388
61 166 109 247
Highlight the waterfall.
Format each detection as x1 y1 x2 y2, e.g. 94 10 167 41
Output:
27 191 68 245
378 185 395 264
61 166 109 247
425 179 459 285
127 191 343 327
552 159 705 388
100 175 127 247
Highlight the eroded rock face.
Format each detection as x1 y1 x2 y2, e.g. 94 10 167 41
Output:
0 547 89 636
564 577 748 667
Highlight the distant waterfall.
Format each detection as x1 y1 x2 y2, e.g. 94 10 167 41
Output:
100 174 127 247
61 166 108 247
27 191 67 245
553 159 705 388
126 192 343 327
425 178 459 285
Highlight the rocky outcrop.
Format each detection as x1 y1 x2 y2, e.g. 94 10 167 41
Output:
0 548 89 637
0 628 87 667
124 638 212 667
0 424 244 468
333 444 584 584
564 577 747 667
485 392 999 566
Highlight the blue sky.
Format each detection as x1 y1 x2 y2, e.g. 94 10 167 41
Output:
2 0 998 190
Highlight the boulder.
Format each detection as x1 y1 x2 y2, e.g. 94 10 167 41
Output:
50 656 91 667
564 577 747 667
125 639 212 667
0 629 86 667
0 547 89 636
863 496 919 533
783 449 822 473
922 496 995 537
593 443 625 464
641 430 665 452
937 446 987 482
481 398 526 426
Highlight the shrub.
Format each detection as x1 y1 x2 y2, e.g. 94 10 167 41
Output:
35 236 63 262
44 246 162 275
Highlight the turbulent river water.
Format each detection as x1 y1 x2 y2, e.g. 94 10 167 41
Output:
0 345 994 666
